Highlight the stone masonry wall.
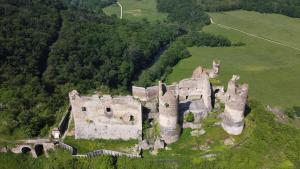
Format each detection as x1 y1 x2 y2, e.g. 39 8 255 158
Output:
69 91 142 140
221 75 248 135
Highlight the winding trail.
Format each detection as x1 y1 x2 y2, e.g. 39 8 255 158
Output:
210 18 300 52
117 1 123 19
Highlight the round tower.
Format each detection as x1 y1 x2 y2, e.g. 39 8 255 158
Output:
221 75 248 135
158 82 180 144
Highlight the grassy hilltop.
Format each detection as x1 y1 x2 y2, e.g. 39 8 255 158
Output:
167 10 300 108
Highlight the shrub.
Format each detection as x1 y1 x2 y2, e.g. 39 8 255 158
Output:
185 112 195 122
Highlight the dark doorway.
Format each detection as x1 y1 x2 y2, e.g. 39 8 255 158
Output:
34 144 44 156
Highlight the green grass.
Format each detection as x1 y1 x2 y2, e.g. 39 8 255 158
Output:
64 136 137 153
166 10 300 108
103 0 167 22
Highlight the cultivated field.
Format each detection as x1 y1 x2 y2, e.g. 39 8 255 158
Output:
103 0 167 22
167 10 300 108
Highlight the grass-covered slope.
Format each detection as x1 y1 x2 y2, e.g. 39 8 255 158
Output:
167 10 300 108
116 100 300 169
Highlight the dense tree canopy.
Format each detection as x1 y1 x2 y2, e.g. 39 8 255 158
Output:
157 0 210 29
0 0 184 138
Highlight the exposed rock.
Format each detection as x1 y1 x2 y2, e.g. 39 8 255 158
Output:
154 138 165 150
199 145 210 151
214 121 221 126
206 138 214 145
183 122 202 129
139 140 150 150
150 150 158 156
165 146 172 151
191 129 206 137
224 137 235 146
0 147 7 153
267 105 288 124
202 153 216 158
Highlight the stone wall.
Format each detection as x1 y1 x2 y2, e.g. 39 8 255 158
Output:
69 91 142 140
178 74 212 111
86 149 141 158
132 86 159 101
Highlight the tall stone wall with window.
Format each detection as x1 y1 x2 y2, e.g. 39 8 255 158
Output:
69 90 142 140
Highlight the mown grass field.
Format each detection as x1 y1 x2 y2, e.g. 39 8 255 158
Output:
167 10 300 108
103 0 167 22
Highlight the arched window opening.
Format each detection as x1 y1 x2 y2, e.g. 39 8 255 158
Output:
21 147 31 154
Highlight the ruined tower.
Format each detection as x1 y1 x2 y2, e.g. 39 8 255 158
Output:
192 60 220 79
158 81 180 144
221 75 248 135
210 60 220 78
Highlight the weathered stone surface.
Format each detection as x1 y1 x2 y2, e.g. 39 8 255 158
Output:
132 86 159 102
221 75 248 135
192 60 220 79
51 128 60 139
224 137 235 146
69 91 143 140
139 140 150 150
191 129 206 136
183 122 202 129
154 138 165 150
178 74 212 111
158 82 180 144
202 153 216 158
0 147 7 153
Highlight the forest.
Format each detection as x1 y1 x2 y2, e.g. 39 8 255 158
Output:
0 0 184 138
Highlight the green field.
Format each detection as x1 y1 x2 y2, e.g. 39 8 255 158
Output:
167 10 300 108
103 0 167 22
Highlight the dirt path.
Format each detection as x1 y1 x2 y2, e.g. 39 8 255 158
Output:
117 1 123 19
210 18 300 51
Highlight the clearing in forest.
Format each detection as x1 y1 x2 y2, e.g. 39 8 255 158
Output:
103 0 167 22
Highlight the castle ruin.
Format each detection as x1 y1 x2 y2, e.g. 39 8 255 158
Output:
68 60 249 145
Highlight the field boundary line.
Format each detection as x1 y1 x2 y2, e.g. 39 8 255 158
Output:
210 18 300 51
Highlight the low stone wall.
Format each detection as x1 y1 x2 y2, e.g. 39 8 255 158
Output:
55 142 140 158
55 142 77 155
86 149 141 158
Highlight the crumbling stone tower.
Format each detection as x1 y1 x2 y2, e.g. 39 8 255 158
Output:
210 60 220 78
158 81 180 144
221 75 248 135
192 60 220 79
